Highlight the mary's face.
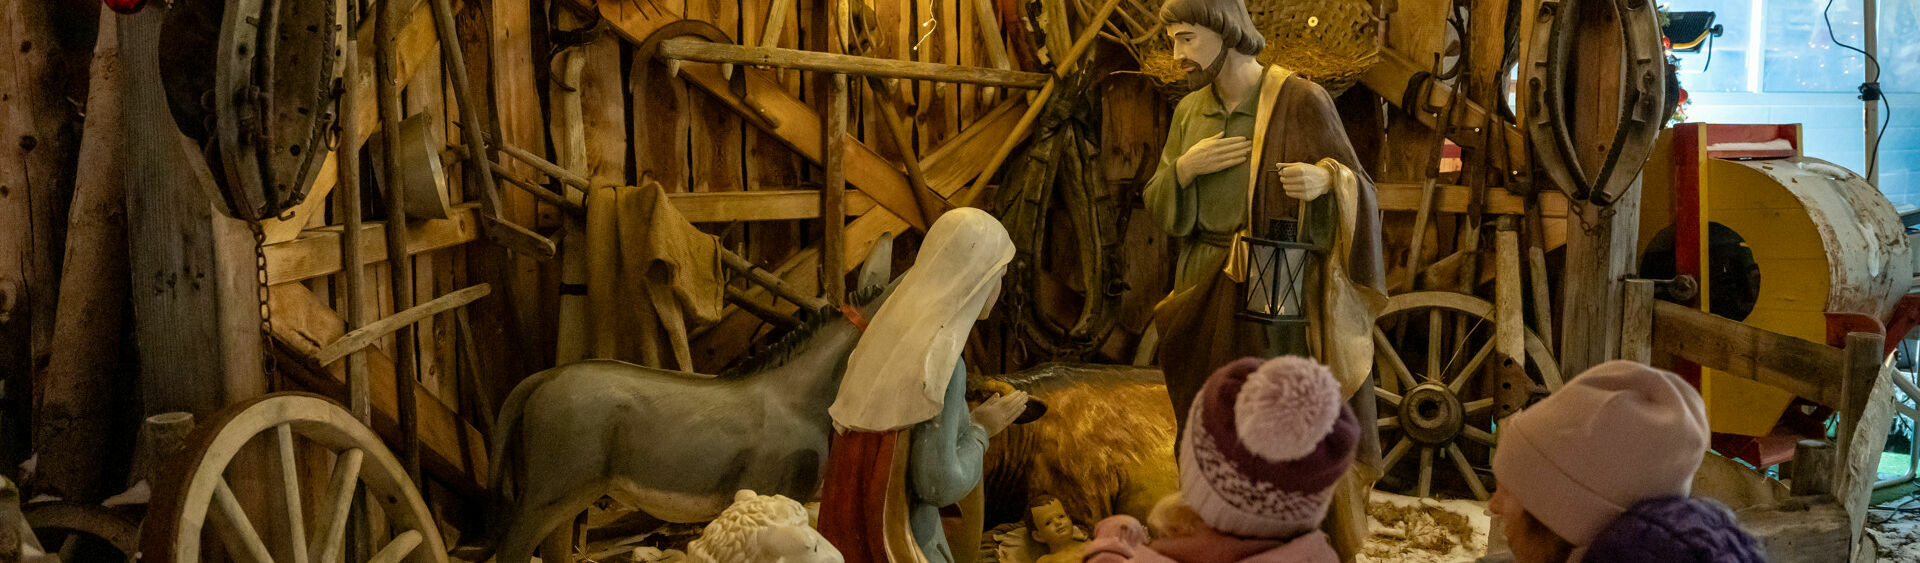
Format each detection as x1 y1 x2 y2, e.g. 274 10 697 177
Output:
977 281 1003 320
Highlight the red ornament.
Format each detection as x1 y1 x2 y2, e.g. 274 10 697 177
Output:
1677 88 1689 105
102 0 145 14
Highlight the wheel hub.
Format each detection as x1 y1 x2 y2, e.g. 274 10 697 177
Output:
1399 382 1465 445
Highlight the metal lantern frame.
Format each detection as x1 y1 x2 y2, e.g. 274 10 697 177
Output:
1237 216 1325 325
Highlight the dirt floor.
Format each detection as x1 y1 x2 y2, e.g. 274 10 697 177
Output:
1361 492 1492 563
1868 493 1920 561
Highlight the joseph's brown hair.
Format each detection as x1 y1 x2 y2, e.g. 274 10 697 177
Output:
1159 0 1264 56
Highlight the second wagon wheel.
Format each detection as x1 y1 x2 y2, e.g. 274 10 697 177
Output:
142 393 446 563
1371 292 1562 501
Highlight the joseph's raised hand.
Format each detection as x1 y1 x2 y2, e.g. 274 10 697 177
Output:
1175 132 1252 186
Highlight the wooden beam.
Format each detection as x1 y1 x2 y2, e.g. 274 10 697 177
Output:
314 284 492 366
1651 300 1845 407
655 38 1049 89
265 207 480 286
668 190 875 223
266 285 487 493
1377 182 1567 217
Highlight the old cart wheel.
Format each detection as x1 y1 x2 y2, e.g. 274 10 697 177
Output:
24 502 140 561
1371 292 1562 501
142 393 446 563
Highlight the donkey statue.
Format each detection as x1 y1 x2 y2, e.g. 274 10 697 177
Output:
489 235 897 563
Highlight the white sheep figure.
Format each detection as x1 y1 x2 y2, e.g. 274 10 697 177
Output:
688 490 844 563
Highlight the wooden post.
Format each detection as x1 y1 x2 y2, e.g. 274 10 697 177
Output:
1559 181 1642 374
1620 279 1655 364
823 74 850 306
1494 216 1524 364
129 412 195 487
340 33 373 424
1790 439 1835 497
1833 331 1883 496
376 0 422 480
34 9 129 503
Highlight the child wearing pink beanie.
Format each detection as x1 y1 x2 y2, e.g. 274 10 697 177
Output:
1488 360 1764 563
1082 356 1358 563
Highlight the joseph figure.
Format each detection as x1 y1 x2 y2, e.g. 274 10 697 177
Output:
1145 0 1387 559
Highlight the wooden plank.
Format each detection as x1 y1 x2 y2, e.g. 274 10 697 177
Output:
686 0 743 199
266 207 481 286
315 284 492 366
654 39 1049 89
267 284 488 493
1377 182 1567 217
679 63 929 230
669 190 876 222
742 0 804 267
1735 499 1852 563
119 9 267 416
823 74 850 306
1651 300 1844 406
633 49 691 193
1620 279 1655 364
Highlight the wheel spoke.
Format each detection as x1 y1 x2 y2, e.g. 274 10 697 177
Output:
1417 447 1435 498
211 478 277 563
1376 387 1404 408
308 448 365 563
1374 327 1420 390
1449 339 1496 393
1427 309 1445 381
1379 416 1400 430
1463 398 1495 417
1462 425 1497 446
367 529 423 563
1380 437 1414 476
275 424 311 563
1446 443 1490 501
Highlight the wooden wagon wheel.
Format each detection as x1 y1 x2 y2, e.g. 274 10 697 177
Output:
1371 292 1562 501
24 502 141 561
142 393 446 563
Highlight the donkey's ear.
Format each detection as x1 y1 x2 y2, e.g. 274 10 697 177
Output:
857 232 894 294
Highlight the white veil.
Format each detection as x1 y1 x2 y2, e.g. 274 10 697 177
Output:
829 208 1015 432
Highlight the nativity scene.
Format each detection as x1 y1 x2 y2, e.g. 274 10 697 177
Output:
0 0 1913 561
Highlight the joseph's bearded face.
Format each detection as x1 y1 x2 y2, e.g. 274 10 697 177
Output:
1167 23 1228 90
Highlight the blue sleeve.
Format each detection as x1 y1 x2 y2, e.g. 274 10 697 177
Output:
909 360 988 508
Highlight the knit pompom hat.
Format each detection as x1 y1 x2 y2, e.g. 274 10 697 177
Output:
1584 496 1765 563
1179 356 1358 539
1491 360 1710 547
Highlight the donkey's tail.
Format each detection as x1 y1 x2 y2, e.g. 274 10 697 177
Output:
488 366 568 505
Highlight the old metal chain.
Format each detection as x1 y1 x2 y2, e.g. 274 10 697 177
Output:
247 218 278 380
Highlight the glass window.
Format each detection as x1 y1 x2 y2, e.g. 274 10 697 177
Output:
1761 0 1867 92
1668 0 1757 92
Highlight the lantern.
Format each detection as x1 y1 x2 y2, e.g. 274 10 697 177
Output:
1239 217 1318 325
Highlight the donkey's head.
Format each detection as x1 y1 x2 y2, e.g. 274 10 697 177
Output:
726 233 899 379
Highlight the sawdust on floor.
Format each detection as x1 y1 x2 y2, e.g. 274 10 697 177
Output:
1360 492 1491 563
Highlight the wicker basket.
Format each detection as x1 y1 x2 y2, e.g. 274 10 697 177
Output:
1140 0 1377 96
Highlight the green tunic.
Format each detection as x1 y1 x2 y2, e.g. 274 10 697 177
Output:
1143 81 1265 292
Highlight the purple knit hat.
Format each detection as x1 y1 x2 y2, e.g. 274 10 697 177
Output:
1584 497 1766 563
1179 356 1358 538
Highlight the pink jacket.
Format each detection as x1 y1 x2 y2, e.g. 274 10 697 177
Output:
1081 516 1339 563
